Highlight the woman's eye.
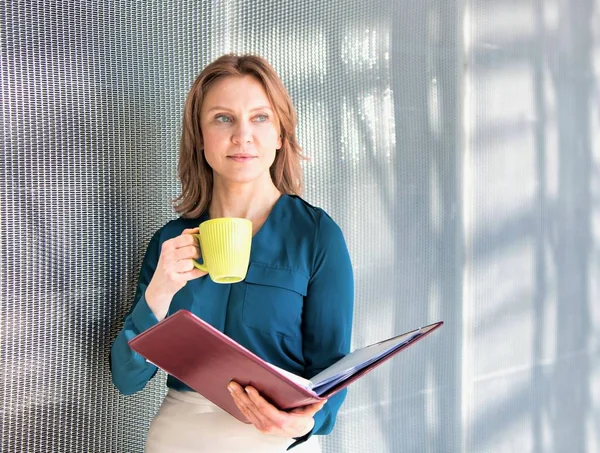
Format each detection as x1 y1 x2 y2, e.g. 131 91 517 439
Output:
215 115 232 123
254 114 268 122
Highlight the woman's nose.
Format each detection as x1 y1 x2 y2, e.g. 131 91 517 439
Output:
232 120 253 144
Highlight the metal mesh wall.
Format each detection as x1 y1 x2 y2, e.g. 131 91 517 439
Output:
1 1 598 452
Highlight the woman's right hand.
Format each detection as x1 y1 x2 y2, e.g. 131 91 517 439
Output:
145 228 208 321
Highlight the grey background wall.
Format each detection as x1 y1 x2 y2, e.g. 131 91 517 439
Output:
1 1 598 452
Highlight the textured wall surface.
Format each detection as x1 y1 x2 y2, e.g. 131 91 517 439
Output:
1 1 598 452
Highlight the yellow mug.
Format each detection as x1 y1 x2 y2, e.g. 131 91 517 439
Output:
192 217 252 284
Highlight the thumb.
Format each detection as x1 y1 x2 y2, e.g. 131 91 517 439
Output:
290 400 326 416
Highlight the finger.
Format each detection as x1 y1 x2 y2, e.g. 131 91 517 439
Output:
231 391 264 428
232 384 280 431
161 234 197 253
172 258 195 273
229 383 264 417
181 268 208 280
174 259 210 278
170 245 201 262
181 230 201 247
178 233 200 247
243 386 287 425
229 384 269 430
174 231 199 247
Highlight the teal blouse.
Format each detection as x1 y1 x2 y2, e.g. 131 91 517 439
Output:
110 195 354 448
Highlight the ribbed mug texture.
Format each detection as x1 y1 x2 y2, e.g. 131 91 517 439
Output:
198 218 252 283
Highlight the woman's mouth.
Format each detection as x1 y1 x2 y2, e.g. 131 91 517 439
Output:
227 154 257 163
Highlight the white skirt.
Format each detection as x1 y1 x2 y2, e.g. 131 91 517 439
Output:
145 389 323 453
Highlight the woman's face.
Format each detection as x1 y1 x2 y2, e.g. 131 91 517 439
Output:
200 75 282 187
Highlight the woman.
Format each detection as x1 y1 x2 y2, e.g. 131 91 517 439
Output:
110 54 354 452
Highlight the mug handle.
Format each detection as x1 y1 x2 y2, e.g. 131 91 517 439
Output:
191 233 208 272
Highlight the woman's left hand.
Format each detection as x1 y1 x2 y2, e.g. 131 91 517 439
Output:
228 381 326 438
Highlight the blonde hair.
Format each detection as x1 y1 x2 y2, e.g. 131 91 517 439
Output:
173 54 304 218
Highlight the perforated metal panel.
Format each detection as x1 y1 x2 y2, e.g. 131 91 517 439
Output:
1 1 598 452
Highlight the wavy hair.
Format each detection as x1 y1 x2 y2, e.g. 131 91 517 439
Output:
173 54 304 218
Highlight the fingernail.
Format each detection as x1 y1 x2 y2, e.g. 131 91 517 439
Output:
228 384 235 393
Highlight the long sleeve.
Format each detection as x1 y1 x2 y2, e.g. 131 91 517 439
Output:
110 229 163 395
289 211 354 449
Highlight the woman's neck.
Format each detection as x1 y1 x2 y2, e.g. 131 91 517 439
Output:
209 178 282 226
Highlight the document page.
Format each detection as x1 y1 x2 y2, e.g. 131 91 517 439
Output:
309 329 422 389
266 363 314 390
